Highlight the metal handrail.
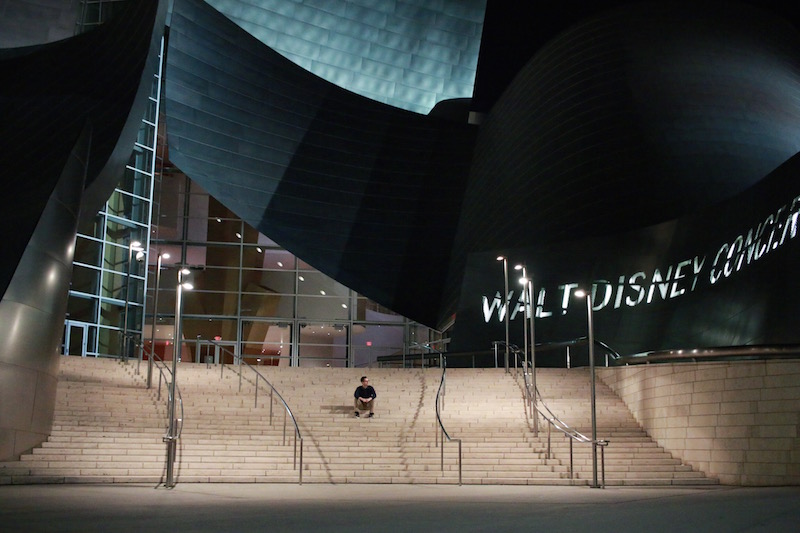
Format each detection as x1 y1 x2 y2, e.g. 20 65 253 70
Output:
121 334 184 487
435 354 462 485
123 334 184 440
521 363 608 487
211 340 304 484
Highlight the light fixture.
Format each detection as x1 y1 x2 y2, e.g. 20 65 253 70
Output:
320 290 326 295
497 255 510 373
277 261 283 267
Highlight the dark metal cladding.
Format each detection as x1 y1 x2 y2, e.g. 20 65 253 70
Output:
165 0 478 329
0 1 167 461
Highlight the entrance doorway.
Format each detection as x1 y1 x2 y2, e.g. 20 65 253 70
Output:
195 339 238 364
63 321 89 357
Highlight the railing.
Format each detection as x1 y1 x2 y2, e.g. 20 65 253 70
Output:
434 354 462 485
122 333 184 487
520 361 608 487
210 340 304 484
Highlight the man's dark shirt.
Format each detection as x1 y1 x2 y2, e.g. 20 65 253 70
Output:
354 385 376 400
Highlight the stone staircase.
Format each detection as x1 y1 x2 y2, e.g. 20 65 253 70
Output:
0 357 718 486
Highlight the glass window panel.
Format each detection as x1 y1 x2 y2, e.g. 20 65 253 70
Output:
182 290 239 316
241 320 291 365
74 237 102 267
155 215 184 241
297 271 348 297
240 292 294 318
197 245 241 268
96 326 122 357
137 120 155 146
297 296 350 320
101 270 126 300
241 270 294 294
98 299 125 328
351 324 404 367
298 322 348 367
205 217 243 243
185 245 207 267
188 268 240 292
244 248 295 271
70 264 101 295
77 214 104 240
186 214 210 242
104 220 146 250
182 317 239 351
131 147 153 174
67 293 98 323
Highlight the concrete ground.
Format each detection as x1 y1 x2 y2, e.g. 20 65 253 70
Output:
1 483 798 532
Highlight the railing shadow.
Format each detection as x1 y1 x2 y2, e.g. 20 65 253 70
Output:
209 339 305 484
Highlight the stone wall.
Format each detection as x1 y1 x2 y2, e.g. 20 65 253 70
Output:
597 360 800 486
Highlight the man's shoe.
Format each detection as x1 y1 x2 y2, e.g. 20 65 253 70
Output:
354 412 359 417
367 413 374 418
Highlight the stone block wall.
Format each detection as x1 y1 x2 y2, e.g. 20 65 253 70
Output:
597 360 800 486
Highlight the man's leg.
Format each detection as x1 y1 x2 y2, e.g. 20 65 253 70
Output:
354 398 361 416
367 399 375 416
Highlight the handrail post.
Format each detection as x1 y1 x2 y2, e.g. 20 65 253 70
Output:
440 427 444 471
569 438 573 480
298 438 303 485
457 439 462 486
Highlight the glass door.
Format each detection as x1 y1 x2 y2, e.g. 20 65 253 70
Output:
63 321 89 357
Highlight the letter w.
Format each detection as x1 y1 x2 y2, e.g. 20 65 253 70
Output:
483 291 511 323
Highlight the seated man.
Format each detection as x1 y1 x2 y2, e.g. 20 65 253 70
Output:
353 376 376 417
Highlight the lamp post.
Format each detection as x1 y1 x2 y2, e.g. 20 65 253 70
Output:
497 256 510 373
147 252 169 389
122 240 144 361
514 264 528 373
165 267 192 488
575 287 598 488
527 274 538 435
517 266 538 434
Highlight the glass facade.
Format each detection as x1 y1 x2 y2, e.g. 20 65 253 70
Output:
63 10 443 366
146 173 442 368
63 36 162 358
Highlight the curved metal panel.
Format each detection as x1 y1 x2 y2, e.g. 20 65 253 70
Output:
206 0 486 114
0 1 168 460
0 123 88 461
455 1 800 256
166 0 477 327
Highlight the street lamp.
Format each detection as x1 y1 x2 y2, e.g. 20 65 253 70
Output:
497 256 510 373
517 265 538 434
165 266 192 488
122 240 144 361
514 264 528 373
147 252 170 389
575 287 599 488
